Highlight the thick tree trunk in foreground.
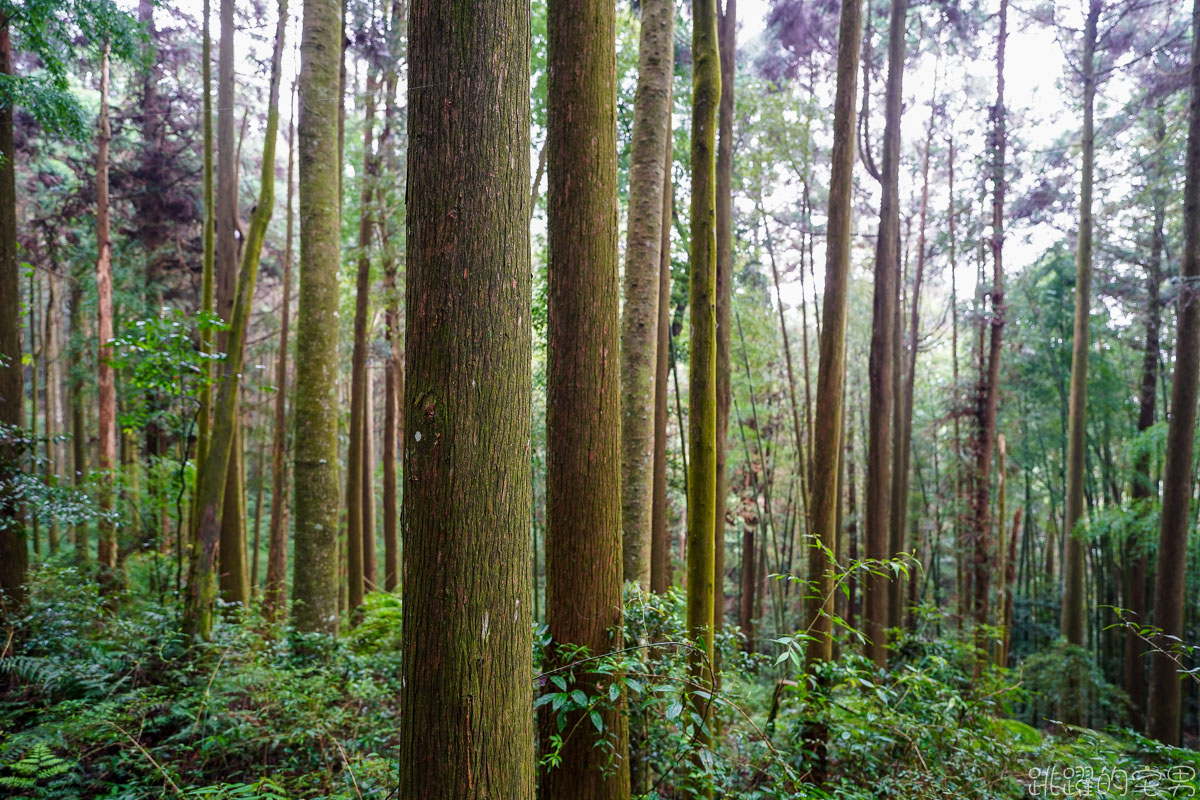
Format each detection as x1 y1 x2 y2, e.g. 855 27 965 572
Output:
95 44 118 572
0 16 26 618
804 0 862 667
864 0 907 668
1148 0 1200 746
543 1 630 795
687 0 721 777
264 104 296 624
1062 0 1101 650
399 1 534 797
292 0 343 635
183 2 285 640
650 123 674 595
1125 105 1166 729
621 0 674 592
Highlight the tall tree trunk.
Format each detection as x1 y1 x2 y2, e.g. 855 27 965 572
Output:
804 0 861 666
213 0 250 608
1148 0 1200 746
29 272 39 558
264 100 295 624
183 0 286 640
542 1 630 795
345 69 379 617
197 0 215 468
948 134 964 622
864 0 907 668
714 0 735 640
399 1 534 796
0 14 24 616
1062 0 1100 650
43 269 62 552
621 0 674 592
1125 104 1165 730
95 44 117 572
291 0 344 635
362 363 376 590
650 120 674 595
687 0 721 778
68 265 86 562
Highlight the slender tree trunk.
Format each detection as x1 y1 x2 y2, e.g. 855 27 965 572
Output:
1062 0 1100 650
29 272 39 558
183 2 286 640
1124 105 1165 729
621 0 675 592
43 270 62 553
651 112 675 595
197 0 215 469
864 0 906 668
1148 0 1200 745
542 1 630 795
68 267 86 562
847 417 859 633
400 1 534 796
804 0 861 667
264 101 295 624
291 0 344 635
0 14 23 616
345 69 379 617
95 44 118 572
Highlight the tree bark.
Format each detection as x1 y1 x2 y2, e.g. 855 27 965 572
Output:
95 44 117 572
183 0 286 640
197 0 215 469
621 0 674 592
864 0 907 668
651 106 674 595
0 15 24 617
1148 0 1200 746
803 0 862 666
1062 0 1100 650
399 1 534 796
687 0 721 776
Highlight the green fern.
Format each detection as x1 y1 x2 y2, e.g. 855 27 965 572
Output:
0 741 72 791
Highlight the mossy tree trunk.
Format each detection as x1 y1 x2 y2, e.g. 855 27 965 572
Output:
864 0 907 668
1148 0 1200 746
542 0 630 796
0 15 26 619
687 0 720 777
621 0 674 592
399 1 534 796
291 0 344 636
183 0 285 641
804 0 862 667
1061 0 1100 651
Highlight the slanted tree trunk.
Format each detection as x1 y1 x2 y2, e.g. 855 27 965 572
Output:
1148 0 1200 746
399 1 534 796
1125 104 1166 729
621 0 674 592
95 43 118 572
651 120 674 595
291 0 344 635
864 0 907 668
1062 0 1101 650
182 0 285 640
345 68 379 616
542 1 630 795
0 14 25 617
264 99 296 624
687 0 721 777
804 0 862 666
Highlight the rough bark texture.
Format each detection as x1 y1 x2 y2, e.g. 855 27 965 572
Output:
292 0 343 635
1062 0 1100 649
688 0 721 771
0 16 26 618
264 105 296 624
95 45 117 571
864 0 907 668
399 1 534 797
804 0 861 666
1125 105 1165 729
621 0 674 592
543 1 630 795
362 366 376 591
712 1 736 644
345 70 378 616
1148 0 1200 746
197 0 215 468
650 126 674 595
183 2 285 640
